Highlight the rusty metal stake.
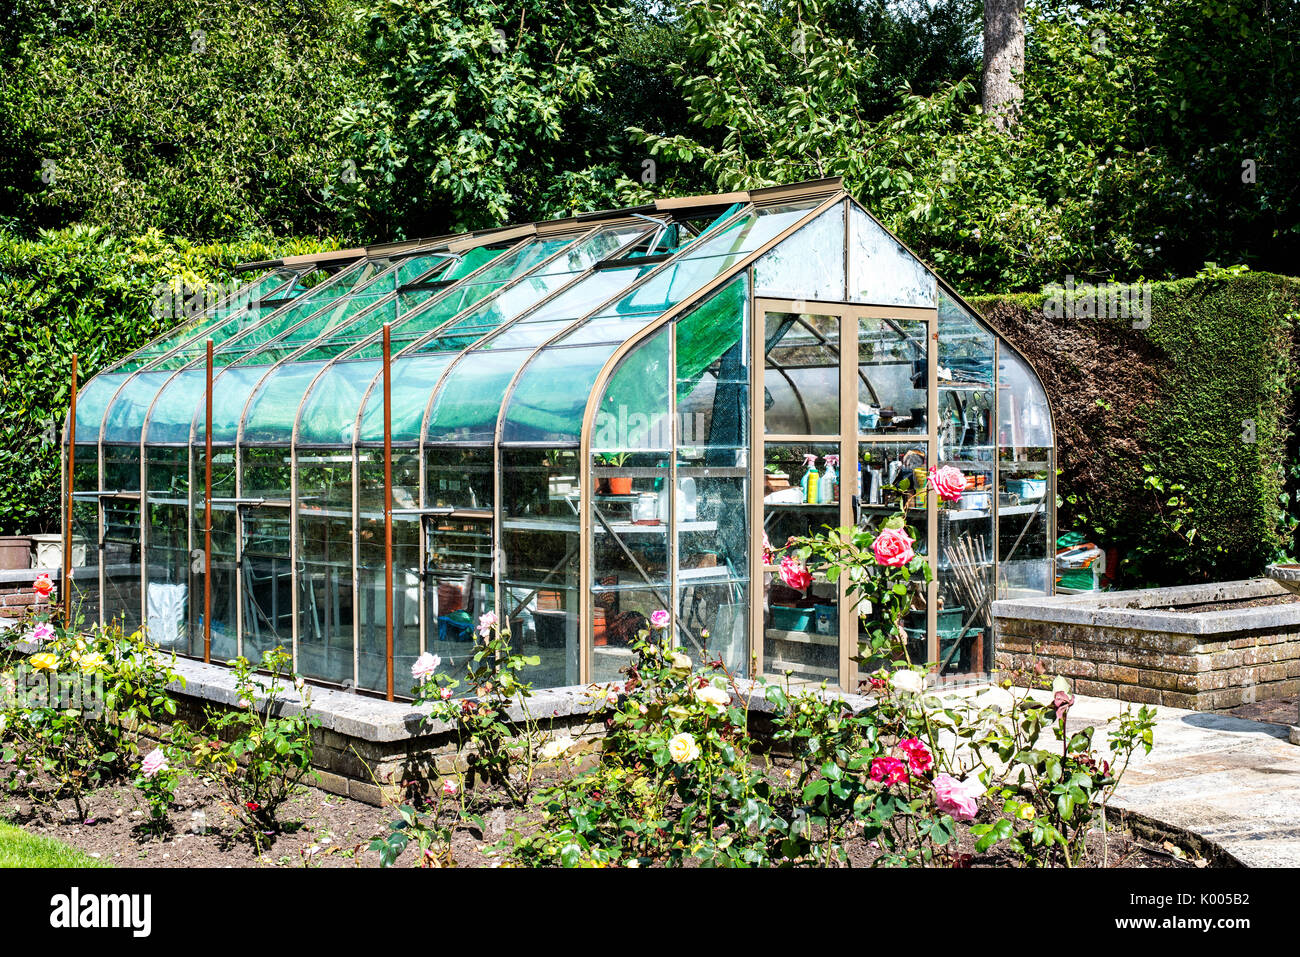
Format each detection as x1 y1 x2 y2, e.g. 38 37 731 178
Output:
63 354 78 624
383 323 395 702
204 339 214 663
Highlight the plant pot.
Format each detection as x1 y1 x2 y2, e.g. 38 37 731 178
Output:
764 471 791 497
607 477 633 496
0 536 32 571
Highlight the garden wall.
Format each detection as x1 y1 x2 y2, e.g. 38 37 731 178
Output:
971 272 1300 588
0 567 57 630
993 579 1300 712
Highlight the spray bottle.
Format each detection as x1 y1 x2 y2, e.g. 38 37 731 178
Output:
820 454 839 504
801 453 820 504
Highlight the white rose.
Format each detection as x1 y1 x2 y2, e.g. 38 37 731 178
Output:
890 669 925 694
540 736 575 761
1051 675 1071 694
693 685 731 709
667 732 700 763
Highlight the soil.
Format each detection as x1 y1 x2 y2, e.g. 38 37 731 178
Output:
1221 695 1299 728
2 768 1208 868
1145 594 1300 614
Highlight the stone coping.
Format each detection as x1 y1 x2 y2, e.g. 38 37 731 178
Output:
992 578 1300 635
0 566 61 585
161 656 877 745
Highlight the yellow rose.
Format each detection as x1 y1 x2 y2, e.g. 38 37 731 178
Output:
670 652 693 673
78 652 107 674
30 653 59 672
667 732 700 763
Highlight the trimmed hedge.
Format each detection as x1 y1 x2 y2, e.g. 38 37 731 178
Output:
0 227 336 535
972 271 1300 587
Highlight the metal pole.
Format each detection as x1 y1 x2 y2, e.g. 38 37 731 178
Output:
63 354 78 624
383 323 395 701
204 339 214 663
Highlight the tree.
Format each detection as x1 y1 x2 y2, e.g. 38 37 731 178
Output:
981 0 1025 129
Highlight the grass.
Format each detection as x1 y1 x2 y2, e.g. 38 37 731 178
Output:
0 821 107 868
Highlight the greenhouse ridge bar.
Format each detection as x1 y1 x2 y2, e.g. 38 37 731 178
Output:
63 178 1056 699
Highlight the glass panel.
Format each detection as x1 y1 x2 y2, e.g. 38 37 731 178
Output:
857 315 929 436
753 201 846 301
240 448 295 664
938 289 995 468
762 440 841 683
145 369 206 444
102 370 175 443
676 473 749 674
501 448 581 688
195 447 238 661
296 360 376 446
116 270 295 372
676 275 749 466
500 344 616 445
355 453 421 694
101 444 141 634
144 446 190 651
426 350 525 444
427 447 495 509
590 331 671 684
997 349 1053 603
848 204 937 307
855 442 931 673
358 354 451 444
68 452 100 627
297 450 356 685
426 514 495 693
75 373 128 438
763 311 841 436
370 237 578 356
202 366 271 443
241 361 329 444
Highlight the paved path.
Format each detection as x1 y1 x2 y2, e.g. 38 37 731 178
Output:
1065 695 1300 867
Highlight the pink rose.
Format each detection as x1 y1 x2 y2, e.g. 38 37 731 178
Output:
411 652 441 682
30 622 55 644
779 556 813 592
141 748 169 780
899 737 933 773
928 466 965 503
476 611 498 637
869 756 909 786
871 527 915 567
650 609 671 630
442 778 459 796
439 687 453 700
933 773 981 821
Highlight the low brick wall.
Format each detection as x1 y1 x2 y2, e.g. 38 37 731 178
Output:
0 567 58 629
993 580 1300 712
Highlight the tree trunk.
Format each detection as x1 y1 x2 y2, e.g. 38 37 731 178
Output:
983 0 1025 130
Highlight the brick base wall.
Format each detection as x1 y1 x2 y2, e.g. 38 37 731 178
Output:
995 618 1300 711
0 568 58 626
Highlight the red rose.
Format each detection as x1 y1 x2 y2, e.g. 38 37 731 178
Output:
869 756 909 786
899 737 933 773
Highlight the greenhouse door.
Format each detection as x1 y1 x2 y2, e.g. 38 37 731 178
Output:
239 499 294 666
752 298 938 691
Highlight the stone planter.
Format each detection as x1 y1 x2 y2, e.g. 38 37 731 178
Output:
0 536 32 570
992 579 1300 720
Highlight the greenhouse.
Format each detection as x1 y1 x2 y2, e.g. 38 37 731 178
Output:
62 177 1055 700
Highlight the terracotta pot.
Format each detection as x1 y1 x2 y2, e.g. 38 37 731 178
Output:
764 472 791 497
0 536 33 571
607 477 633 495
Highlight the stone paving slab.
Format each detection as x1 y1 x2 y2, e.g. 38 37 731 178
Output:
1064 694 1300 867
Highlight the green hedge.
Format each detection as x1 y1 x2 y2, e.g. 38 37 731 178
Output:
0 226 335 535
972 271 1300 587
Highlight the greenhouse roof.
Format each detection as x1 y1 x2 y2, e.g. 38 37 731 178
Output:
71 177 937 450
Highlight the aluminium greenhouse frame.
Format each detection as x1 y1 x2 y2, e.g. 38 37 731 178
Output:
63 177 1057 700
